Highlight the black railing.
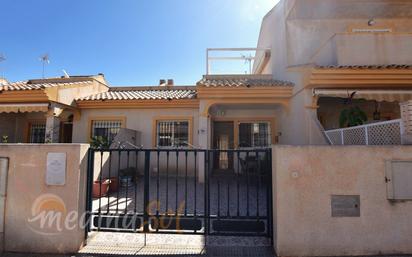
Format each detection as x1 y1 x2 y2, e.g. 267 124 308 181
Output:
86 148 272 238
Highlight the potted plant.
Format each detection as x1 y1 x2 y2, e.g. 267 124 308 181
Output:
90 136 110 149
92 179 110 198
339 106 367 128
2 135 8 143
108 177 119 193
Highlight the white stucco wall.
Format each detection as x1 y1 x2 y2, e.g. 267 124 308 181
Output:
75 106 282 179
56 81 108 106
73 108 200 179
254 1 326 145
72 108 199 148
258 0 412 70
335 33 412 66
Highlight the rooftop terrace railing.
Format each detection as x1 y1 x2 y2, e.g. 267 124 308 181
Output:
206 48 271 75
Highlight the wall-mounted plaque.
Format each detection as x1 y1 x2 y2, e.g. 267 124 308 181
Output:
331 195 360 217
46 153 66 186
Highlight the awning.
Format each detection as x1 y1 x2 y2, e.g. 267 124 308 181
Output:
0 103 49 113
313 89 412 102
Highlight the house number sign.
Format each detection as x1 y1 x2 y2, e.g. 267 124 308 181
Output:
46 153 66 186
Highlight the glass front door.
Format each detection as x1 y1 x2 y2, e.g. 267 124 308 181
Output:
213 121 234 171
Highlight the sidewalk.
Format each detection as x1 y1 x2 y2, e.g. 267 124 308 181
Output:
1 232 275 257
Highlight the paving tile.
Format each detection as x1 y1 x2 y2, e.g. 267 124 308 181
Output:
77 232 274 256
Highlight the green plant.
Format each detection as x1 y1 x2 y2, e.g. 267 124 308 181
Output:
2 135 8 143
90 136 110 149
339 106 367 128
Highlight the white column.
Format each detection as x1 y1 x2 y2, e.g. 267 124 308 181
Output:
198 115 209 183
198 100 211 183
400 101 412 145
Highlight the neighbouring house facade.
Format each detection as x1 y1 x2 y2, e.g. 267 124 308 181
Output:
0 75 108 144
1 0 412 153
254 0 412 145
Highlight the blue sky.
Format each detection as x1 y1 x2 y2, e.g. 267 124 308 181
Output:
0 0 278 85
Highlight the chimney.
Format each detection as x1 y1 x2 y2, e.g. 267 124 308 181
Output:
167 79 174 86
159 79 166 86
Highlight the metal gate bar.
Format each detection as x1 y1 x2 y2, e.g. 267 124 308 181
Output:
86 148 272 238
206 149 272 237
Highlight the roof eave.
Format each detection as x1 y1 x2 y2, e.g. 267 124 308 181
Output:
76 98 200 109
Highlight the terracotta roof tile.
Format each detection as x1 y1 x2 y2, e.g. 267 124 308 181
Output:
77 87 197 101
0 79 94 91
316 64 412 70
197 75 294 87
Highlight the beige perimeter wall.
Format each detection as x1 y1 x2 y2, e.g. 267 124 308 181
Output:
273 145 412 257
0 144 89 254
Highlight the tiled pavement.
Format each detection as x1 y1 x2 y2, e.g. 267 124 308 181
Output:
1 232 275 257
3 231 412 257
78 232 274 256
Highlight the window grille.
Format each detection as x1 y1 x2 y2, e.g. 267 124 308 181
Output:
238 122 271 148
91 120 122 143
157 120 189 147
29 122 46 143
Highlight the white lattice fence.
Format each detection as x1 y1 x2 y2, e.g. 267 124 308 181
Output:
367 121 401 145
325 119 402 145
326 130 342 145
342 127 367 145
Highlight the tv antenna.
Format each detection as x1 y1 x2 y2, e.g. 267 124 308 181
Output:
39 54 50 78
0 54 6 79
241 54 254 74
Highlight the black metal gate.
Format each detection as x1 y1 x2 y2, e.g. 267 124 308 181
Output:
86 148 272 238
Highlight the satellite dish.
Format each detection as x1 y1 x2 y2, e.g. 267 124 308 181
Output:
62 69 70 78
